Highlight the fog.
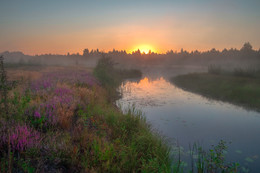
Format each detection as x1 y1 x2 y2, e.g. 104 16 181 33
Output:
1 42 260 172
1 42 259 78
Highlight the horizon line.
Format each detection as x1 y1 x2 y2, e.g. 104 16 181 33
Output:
1 42 259 56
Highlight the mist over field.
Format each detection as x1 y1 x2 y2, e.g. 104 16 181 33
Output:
1 0 260 172
2 42 260 74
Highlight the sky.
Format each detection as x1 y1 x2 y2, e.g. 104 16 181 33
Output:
0 0 260 55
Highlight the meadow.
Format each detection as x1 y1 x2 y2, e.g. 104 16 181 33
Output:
0 56 241 172
171 66 260 112
0 56 172 172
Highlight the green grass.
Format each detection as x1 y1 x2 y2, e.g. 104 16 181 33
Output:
0 56 172 172
0 55 240 172
172 73 260 111
90 57 172 171
79 103 172 172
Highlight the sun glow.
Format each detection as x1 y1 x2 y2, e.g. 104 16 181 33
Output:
131 44 156 54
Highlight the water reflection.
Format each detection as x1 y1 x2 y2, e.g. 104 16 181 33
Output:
117 77 260 172
119 77 174 107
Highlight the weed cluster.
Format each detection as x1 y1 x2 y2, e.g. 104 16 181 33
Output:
188 141 239 173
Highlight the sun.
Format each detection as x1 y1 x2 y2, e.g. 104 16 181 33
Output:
131 44 156 54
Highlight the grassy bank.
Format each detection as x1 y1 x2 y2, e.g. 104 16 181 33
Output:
171 72 260 112
0 56 171 172
93 58 240 173
0 55 241 172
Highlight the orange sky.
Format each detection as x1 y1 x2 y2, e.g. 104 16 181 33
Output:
3 23 258 55
0 1 260 55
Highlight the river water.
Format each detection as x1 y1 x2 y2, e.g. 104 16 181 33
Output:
116 74 260 172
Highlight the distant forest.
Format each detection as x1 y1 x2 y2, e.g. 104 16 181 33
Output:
1 42 260 69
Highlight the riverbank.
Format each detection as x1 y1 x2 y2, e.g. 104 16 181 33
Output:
0 58 171 172
1 56 242 172
171 73 260 112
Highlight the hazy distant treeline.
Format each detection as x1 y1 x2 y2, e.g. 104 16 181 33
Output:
1 42 259 69
108 42 260 69
0 51 97 67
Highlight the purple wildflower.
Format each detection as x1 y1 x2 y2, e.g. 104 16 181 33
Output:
1 124 41 151
34 110 41 118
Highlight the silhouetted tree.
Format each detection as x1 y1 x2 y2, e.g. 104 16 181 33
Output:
83 49 89 56
241 42 253 51
210 48 218 53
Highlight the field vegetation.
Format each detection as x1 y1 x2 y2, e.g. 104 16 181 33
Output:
172 65 260 112
0 56 241 172
0 56 172 172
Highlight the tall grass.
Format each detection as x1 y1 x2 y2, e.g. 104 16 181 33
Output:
1 57 242 172
188 141 239 173
79 103 172 172
0 55 18 173
0 57 173 172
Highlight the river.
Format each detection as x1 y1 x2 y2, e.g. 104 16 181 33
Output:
116 72 260 172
